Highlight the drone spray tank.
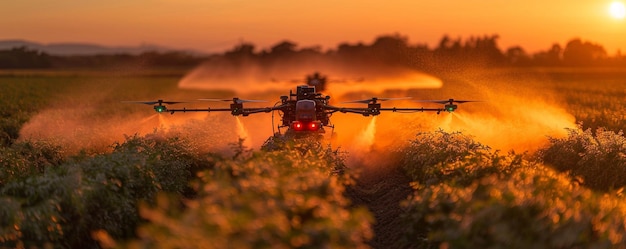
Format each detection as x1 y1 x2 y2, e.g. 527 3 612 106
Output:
290 100 323 132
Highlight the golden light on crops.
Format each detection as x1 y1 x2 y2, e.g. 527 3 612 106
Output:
609 1 626 19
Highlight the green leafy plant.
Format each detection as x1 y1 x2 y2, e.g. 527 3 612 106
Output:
397 130 626 248
123 139 372 249
0 140 64 188
399 129 523 187
0 132 212 248
539 126 626 191
401 167 626 249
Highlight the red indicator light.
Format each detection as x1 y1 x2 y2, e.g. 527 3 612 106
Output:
292 121 304 131
292 121 321 132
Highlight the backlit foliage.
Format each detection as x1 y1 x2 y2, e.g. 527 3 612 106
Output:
398 130 626 249
402 168 626 249
539 126 626 191
0 132 210 248
124 139 372 249
399 129 523 187
0 132 372 248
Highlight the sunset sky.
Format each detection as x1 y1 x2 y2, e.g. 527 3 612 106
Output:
1 0 624 55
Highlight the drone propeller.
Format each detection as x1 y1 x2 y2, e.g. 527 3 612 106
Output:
121 100 187 105
198 98 267 104
343 97 412 104
122 99 189 113
414 99 481 105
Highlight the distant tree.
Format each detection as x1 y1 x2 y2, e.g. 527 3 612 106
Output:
370 34 411 65
219 42 258 68
299 45 322 54
432 34 504 67
505 46 531 66
0 47 51 69
433 35 463 66
562 38 607 66
295 46 325 61
335 42 368 59
436 35 453 51
435 35 463 55
464 34 505 65
269 40 297 55
24 33 625 70
224 43 257 59
532 43 562 66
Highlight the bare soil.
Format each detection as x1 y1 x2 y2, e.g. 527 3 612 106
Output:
345 165 414 249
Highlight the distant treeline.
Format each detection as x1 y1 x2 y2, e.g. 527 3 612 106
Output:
0 47 205 69
1 34 625 69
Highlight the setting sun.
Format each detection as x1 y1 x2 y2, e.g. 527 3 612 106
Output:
610 1 626 19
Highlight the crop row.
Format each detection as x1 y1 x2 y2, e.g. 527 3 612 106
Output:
0 132 372 248
397 129 626 248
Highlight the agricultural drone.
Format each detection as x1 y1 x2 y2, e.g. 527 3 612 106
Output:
125 85 475 136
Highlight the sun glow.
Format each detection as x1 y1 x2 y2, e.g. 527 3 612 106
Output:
609 1 626 19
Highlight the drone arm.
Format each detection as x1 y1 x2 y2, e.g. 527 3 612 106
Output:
167 108 232 114
158 102 289 115
379 107 443 112
235 104 291 116
325 105 452 116
241 107 275 116
324 105 377 116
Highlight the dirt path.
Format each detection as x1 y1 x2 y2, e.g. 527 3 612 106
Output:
345 165 414 249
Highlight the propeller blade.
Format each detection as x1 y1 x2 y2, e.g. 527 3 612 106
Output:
453 100 482 104
414 99 481 104
342 99 370 104
198 98 267 104
343 97 412 104
122 100 187 105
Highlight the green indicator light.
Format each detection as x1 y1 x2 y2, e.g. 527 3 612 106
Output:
154 106 167 113
444 104 457 112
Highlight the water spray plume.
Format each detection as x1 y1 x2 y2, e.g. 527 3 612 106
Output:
356 117 377 150
430 70 578 152
235 116 252 148
437 113 454 131
177 58 442 97
158 114 167 129
139 114 159 125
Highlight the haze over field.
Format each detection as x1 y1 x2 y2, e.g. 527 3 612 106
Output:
15 66 578 158
177 63 578 153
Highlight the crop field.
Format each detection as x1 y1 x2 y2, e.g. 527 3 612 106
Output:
1 67 625 248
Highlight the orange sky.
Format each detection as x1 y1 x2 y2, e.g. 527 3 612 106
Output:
1 0 624 54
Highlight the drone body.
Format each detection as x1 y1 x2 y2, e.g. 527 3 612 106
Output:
125 85 475 135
